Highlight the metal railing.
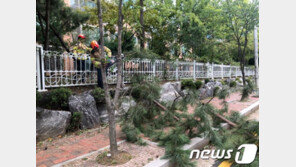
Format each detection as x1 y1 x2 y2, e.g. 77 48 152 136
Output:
36 45 255 91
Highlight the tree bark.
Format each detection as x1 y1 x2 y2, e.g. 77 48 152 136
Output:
139 0 145 49
238 41 246 86
254 26 259 88
44 0 50 50
241 31 249 86
97 0 118 157
114 0 123 106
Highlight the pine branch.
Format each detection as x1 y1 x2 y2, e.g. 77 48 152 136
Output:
153 100 180 121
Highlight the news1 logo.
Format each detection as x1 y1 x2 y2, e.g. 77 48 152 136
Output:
189 144 258 164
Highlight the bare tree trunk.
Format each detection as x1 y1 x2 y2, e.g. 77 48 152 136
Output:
254 26 259 88
97 0 118 157
139 0 145 49
238 42 246 86
114 0 123 106
44 0 50 50
241 31 249 86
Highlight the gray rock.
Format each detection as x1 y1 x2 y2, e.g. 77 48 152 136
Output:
121 97 136 113
202 81 223 98
96 96 136 124
69 91 100 129
36 108 71 141
159 81 181 102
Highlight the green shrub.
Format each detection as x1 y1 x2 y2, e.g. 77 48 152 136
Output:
36 88 72 110
130 75 160 102
92 87 105 104
220 80 226 85
67 112 82 132
49 88 72 110
240 80 254 101
181 79 195 89
204 78 210 84
194 80 203 90
121 123 141 143
229 81 237 88
36 91 42 106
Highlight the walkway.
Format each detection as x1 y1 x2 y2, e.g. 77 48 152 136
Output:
36 92 259 167
36 125 124 167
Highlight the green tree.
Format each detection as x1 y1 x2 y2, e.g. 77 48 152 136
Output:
36 0 89 51
221 0 259 85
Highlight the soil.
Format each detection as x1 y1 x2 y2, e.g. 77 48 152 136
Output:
97 151 132 166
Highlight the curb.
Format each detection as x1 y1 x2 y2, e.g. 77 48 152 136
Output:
52 140 126 167
144 101 259 167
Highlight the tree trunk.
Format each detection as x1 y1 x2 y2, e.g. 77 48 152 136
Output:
114 0 123 106
44 0 50 50
97 0 118 157
254 26 259 88
139 0 145 49
241 31 249 86
238 42 246 86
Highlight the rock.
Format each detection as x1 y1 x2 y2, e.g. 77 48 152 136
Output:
199 88 207 99
69 91 100 129
36 108 71 141
121 97 136 113
203 81 223 97
96 96 136 124
159 81 181 102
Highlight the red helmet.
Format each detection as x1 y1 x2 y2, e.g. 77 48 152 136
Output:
90 40 99 49
78 34 85 39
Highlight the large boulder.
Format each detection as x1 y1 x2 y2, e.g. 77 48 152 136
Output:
36 108 71 141
97 97 136 124
159 81 181 102
203 81 223 97
69 91 100 129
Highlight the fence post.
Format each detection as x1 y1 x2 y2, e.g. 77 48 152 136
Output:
36 47 41 91
229 66 232 78
211 62 214 80
153 61 156 77
176 59 179 81
37 46 46 92
221 63 224 79
193 60 196 80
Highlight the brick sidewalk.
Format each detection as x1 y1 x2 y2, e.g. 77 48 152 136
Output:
209 92 258 114
36 125 124 167
188 92 259 115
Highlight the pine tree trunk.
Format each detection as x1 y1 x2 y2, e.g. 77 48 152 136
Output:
139 0 145 49
114 0 123 106
44 0 50 50
238 42 246 86
97 0 118 157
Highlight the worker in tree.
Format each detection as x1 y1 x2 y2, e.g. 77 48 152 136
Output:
90 40 114 88
72 34 92 83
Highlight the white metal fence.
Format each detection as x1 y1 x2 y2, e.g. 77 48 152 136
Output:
36 45 255 91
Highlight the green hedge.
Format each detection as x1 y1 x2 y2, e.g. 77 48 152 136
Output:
181 79 203 90
36 88 72 110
